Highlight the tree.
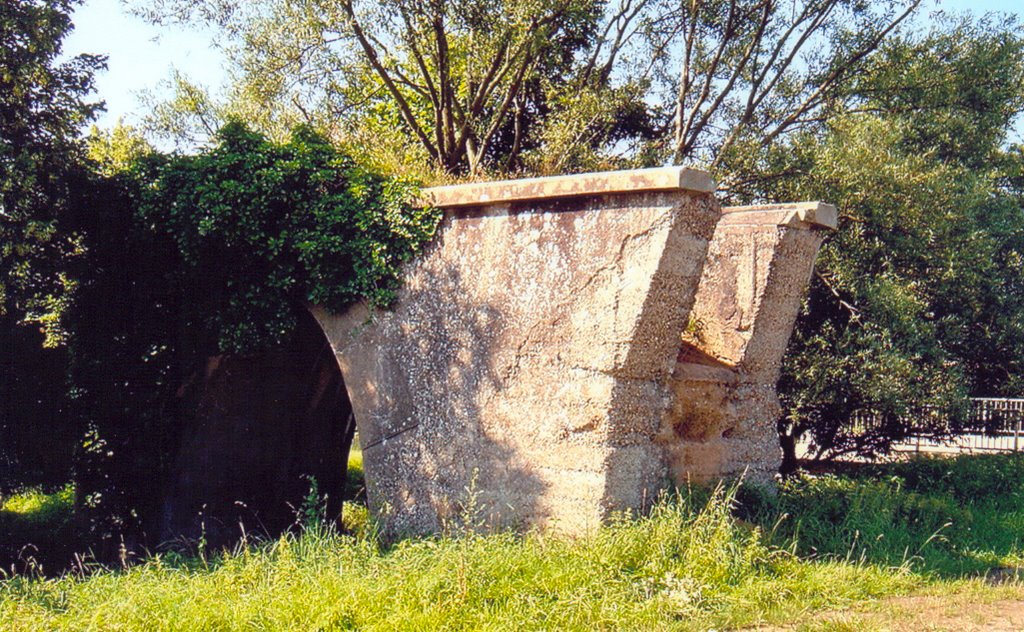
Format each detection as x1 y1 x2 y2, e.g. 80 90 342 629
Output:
0 0 104 487
133 0 659 176
649 0 922 170
756 17 1024 466
1 0 104 318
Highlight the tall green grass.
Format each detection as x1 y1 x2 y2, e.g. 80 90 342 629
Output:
0 485 918 631
6 454 1024 630
736 454 1024 576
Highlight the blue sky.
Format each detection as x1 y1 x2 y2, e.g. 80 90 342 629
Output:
64 0 226 129
64 0 1023 131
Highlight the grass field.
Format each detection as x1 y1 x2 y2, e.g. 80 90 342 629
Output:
3 453 1024 630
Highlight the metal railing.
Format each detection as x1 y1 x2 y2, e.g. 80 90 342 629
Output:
851 398 1024 454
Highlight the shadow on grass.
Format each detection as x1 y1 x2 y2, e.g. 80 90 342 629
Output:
0 436 371 578
0 485 81 576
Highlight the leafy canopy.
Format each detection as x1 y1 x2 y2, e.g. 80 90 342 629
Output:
0 0 104 318
132 0 660 176
135 121 441 352
765 16 1024 461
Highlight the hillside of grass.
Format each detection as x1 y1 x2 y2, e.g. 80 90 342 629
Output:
4 453 1024 630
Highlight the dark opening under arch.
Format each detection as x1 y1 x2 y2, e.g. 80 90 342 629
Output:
159 309 355 549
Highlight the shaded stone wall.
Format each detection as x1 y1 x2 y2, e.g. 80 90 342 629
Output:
662 203 836 484
312 169 834 535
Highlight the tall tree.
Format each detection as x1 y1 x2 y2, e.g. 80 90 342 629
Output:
0 0 104 319
0 0 104 487
758 17 1024 466
654 0 922 169
132 0 655 174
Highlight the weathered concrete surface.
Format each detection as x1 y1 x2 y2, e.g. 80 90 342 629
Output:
662 203 836 484
312 170 833 535
313 167 720 535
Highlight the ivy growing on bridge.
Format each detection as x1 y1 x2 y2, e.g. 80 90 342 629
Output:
135 121 441 352
69 122 440 546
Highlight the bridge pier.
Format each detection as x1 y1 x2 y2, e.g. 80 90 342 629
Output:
663 203 836 485
312 169 834 535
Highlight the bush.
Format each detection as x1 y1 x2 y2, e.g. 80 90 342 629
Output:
861 454 1024 507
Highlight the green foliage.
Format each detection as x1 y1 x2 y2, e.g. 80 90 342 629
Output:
773 114 978 456
861 454 1024 509
854 15 1024 170
62 121 437 545
139 69 225 151
1 486 74 528
85 121 153 177
298 476 327 532
0 0 103 490
0 0 104 318
135 121 440 352
746 18 1024 460
738 454 1024 576
131 0 658 177
522 83 659 175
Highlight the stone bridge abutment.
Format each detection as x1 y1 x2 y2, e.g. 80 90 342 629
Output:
311 167 835 535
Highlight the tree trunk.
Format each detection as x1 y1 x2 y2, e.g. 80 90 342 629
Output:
779 429 800 477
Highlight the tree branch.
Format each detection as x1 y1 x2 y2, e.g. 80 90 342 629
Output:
339 0 438 160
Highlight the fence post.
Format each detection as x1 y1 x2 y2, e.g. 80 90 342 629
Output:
1015 415 1020 453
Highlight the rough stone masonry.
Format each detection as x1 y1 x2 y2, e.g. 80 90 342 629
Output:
311 167 835 536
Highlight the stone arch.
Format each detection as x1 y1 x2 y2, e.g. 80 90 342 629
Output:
159 309 355 548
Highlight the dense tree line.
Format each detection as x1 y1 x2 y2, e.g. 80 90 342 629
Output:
770 18 1024 464
1 0 104 487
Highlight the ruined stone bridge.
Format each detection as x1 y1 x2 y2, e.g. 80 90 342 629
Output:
310 166 835 535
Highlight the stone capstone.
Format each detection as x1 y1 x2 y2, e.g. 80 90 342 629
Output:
311 170 834 535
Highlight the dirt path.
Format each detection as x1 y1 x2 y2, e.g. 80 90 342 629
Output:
754 585 1024 631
